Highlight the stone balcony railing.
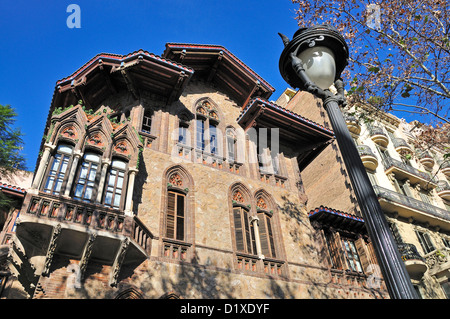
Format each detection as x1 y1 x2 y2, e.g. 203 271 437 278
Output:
373 185 450 222
424 247 450 278
437 180 450 201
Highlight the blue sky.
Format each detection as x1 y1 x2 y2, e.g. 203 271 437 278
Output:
0 1 423 171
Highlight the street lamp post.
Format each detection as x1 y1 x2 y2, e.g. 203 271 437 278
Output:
278 25 418 299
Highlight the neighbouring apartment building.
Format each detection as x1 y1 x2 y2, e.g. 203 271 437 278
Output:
276 89 450 299
0 43 391 299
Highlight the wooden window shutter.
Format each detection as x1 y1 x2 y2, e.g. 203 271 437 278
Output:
243 210 252 254
234 207 245 252
355 237 370 273
327 231 344 269
176 194 185 240
257 213 276 258
166 191 176 238
258 213 269 256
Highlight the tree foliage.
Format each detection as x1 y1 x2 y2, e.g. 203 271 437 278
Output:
292 0 449 123
0 104 26 179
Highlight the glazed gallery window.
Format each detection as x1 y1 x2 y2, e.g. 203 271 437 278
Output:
195 100 219 154
324 231 363 273
103 160 127 209
73 153 100 202
141 109 152 133
166 190 186 241
43 144 73 195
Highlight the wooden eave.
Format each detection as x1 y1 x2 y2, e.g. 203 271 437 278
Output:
163 43 275 107
237 98 335 171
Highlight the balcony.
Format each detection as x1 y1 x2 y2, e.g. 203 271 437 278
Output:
344 115 361 135
12 192 152 287
392 138 413 155
440 161 450 178
382 156 438 189
397 243 427 280
417 151 435 169
369 126 389 148
437 180 450 201
373 185 450 231
357 145 378 170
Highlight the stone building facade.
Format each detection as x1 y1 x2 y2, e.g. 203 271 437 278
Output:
276 89 450 299
0 43 389 299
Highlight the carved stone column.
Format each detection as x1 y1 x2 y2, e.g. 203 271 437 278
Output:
124 168 138 216
63 150 83 198
31 143 55 190
95 159 111 204
250 215 264 259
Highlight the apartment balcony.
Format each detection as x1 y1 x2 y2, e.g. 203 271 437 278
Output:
417 151 435 169
11 192 152 287
440 161 450 178
392 138 413 155
373 185 450 231
382 156 438 189
437 180 450 201
369 126 389 148
357 145 378 171
344 115 361 135
398 243 428 280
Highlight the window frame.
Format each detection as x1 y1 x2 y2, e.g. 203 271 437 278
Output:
165 190 186 241
103 159 128 210
73 152 101 203
43 144 73 195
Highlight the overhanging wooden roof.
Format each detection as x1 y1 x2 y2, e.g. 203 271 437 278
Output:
308 206 366 233
163 43 275 107
237 98 335 170
53 49 194 111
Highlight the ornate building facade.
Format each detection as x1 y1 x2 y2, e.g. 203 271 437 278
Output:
0 44 389 299
277 89 450 299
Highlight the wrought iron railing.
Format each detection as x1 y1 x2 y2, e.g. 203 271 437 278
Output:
382 156 438 184
369 126 387 138
392 137 411 150
397 243 426 263
373 185 450 221
357 145 377 157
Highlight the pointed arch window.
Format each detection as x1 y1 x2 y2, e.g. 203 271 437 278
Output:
73 153 100 202
43 144 73 195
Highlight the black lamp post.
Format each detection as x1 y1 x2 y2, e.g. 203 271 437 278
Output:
278 25 418 299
